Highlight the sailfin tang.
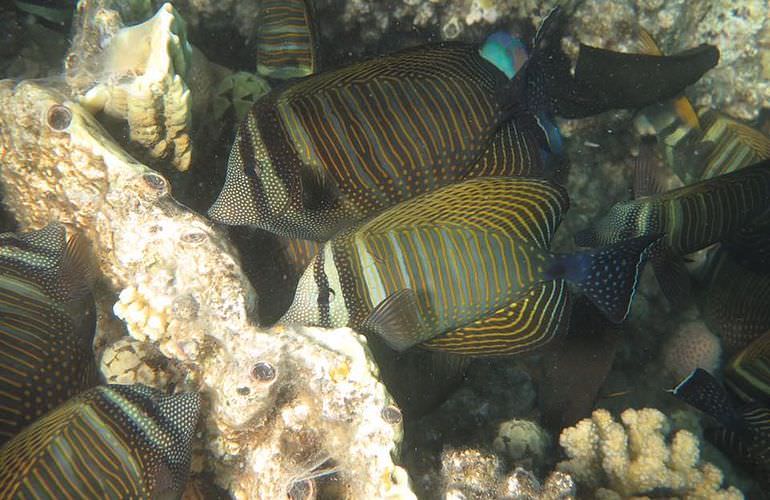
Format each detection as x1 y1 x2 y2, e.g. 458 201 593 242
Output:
554 235 658 323
422 280 571 356
256 0 318 79
725 330 770 403
362 289 425 352
671 368 743 429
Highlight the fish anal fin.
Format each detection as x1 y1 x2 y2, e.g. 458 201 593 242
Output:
423 280 571 357
650 242 692 308
362 289 424 352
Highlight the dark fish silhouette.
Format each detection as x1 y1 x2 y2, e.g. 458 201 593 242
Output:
0 223 97 445
281 177 655 356
0 384 200 498
672 368 770 491
209 7 719 240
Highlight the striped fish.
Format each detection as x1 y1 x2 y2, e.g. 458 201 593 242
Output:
575 159 770 304
256 0 317 80
700 252 770 356
0 223 97 445
672 368 770 491
0 384 200 498
209 7 718 241
280 177 655 356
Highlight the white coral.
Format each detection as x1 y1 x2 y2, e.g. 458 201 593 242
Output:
0 79 414 500
557 408 743 499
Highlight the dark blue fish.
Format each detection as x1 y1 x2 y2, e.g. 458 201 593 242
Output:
0 384 199 498
209 7 718 241
672 368 770 491
0 223 97 445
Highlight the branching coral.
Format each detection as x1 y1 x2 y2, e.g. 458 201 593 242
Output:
0 79 414 499
556 408 743 499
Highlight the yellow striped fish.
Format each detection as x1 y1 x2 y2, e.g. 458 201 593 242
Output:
672 368 770 491
0 223 97 445
0 384 200 498
576 159 770 305
209 7 718 241
256 0 317 80
280 177 655 357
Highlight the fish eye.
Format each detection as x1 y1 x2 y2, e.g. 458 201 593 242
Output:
46 104 72 131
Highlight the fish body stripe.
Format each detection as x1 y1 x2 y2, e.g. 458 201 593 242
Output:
331 178 568 351
423 279 570 356
658 162 770 255
0 388 148 498
256 0 317 79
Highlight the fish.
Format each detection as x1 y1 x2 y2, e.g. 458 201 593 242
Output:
671 368 770 491
575 158 770 306
256 0 318 80
13 0 74 26
280 177 656 356
700 251 770 356
0 384 200 498
0 223 97 445
208 7 719 241
725 330 770 404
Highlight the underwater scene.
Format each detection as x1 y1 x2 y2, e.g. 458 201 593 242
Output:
0 0 769 498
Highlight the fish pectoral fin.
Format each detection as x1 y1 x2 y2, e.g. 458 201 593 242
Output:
422 280 571 357
362 289 424 352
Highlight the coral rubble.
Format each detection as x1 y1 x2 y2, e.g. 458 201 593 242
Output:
0 79 413 499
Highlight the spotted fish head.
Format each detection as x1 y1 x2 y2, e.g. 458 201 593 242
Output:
576 200 655 247
280 243 349 328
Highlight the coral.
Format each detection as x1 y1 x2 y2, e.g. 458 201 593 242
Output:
661 321 723 382
556 408 743 499
499 468 575 500
66 1 205 171
493 419 552 471
0 79 414 499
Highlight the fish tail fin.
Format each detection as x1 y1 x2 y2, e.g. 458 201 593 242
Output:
506 7 719 119
671 368 744 430
550 235 658 323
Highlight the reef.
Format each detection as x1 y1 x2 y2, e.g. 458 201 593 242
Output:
0 79 412 499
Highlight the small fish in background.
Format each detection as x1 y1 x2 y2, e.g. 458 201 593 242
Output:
13 0 74 26
208 6 719 241
699 251 770 356
575 159 770 307
281 177 656 357
0 223 97 445
0 384 200 498
671 367 770 492
256 0 318 80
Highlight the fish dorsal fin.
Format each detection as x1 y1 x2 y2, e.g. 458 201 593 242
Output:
361 177 568 248
422 280 571 356
58 231 96 302
362 289 425 352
